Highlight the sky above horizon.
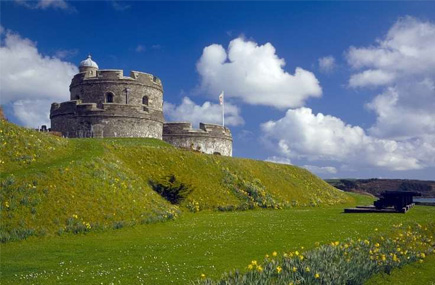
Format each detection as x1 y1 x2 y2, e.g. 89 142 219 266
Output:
1 1 435 180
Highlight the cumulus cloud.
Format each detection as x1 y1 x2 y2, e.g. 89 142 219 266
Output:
164 97 244 127
347 16 435 149
318 56 336 73
197 37 322 109
349 69 395 87
261 17 435 173
15 0 73 10
347 17 435 79
0 28 78 127
261 107 425 171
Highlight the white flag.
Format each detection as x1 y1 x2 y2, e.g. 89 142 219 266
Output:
219 91 224 105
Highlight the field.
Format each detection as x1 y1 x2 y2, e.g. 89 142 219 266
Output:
2 199 435 284
1 120 435 284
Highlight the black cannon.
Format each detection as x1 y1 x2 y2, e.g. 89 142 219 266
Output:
374 191 421 212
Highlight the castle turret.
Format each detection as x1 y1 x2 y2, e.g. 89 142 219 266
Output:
79 55 99 75
50 54 164 139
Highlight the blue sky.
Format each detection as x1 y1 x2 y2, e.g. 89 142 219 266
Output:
1 1 435 180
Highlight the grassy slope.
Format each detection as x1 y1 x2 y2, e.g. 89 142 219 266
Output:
0 120 350 241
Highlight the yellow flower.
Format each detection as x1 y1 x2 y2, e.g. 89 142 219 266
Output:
375 243 380 247
315 273 320 279
334 241 339 246
420 253 426 258
4 201 9 208
257 265 263 272
72 214 78 219
419 259 424 263
295 251 299 256
305 266 310 272
251 260 257 265
292 266 297 272
200 273 206 279
272 251 278 257
248 264 253 270
276 266 282 274
265 254 269 258
299 255 304 261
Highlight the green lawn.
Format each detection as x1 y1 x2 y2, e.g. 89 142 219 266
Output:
2 202 434 284
366 253 435 285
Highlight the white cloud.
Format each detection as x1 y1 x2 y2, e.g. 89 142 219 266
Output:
349 69 395 87
164 97 244 127
265 156 292 165
0 29 78 127
347 16 435 88
310 16 435 172
318 56 336 73
302 165 337 175
12 99 52 127
196 37 322 109
261 107 425 171
15 0 73 10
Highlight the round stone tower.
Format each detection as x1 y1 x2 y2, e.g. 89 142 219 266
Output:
50 55 164 139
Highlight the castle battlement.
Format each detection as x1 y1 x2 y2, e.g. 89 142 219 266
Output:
163 122 232 140
71 69 162 89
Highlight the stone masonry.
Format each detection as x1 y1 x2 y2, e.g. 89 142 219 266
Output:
163 123 232 156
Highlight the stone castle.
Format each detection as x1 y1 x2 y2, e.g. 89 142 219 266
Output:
50 55 232 156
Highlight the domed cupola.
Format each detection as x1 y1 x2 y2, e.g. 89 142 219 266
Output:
79 55 99 73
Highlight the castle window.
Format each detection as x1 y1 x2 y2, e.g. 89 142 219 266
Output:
106 92 114 103
75 95 80 100
142 96 149 106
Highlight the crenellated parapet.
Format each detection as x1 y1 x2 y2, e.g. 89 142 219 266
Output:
70 70 162 89
163 122 232 156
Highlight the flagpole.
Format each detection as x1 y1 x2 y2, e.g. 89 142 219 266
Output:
221 91 225 127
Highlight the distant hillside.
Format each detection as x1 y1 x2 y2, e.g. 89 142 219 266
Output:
326 178 435 197
0 120 351 242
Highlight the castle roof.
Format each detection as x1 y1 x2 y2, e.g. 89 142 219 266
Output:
79 55 99 69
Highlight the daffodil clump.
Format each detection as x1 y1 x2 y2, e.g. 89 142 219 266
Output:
197 223 435 284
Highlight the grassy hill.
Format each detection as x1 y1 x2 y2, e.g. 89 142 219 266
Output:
0 120 351 242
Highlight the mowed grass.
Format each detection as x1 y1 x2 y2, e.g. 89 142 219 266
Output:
2 199 435 284
366 253 435 285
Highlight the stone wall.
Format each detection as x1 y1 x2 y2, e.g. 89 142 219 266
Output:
50 100 163 138
163 122 232 156
51 69 164 139
70 70 163 110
